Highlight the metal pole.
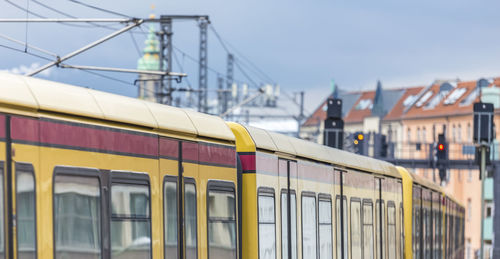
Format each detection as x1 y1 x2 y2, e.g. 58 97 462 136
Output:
0 33 58 58
480 144 486 259
217 76 224 115
220 88 264 118
26 20 143 76
60 64 185 76
226 54 234 115
166 20 173 105
198 18 208 113
0 18 130 23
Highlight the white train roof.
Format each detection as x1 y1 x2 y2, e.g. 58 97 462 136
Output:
0 72 234 142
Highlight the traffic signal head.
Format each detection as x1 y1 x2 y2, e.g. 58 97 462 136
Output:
436 133 447 165
357 133 364 141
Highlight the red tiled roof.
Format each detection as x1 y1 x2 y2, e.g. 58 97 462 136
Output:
402 79 486 119
343 91 375 123
383 86 424 121
302 100 327 127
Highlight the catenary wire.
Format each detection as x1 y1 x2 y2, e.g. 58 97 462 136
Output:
66 0 131 18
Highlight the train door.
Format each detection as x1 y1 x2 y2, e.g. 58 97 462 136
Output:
5 115 40 259
278 159 297 259
374 177 386 259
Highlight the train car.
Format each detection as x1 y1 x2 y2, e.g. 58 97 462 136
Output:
228 123 405 259
0 72 465 259
0 72 239 259
397 166 465 259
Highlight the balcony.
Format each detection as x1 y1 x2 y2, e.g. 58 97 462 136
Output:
484 216 493 241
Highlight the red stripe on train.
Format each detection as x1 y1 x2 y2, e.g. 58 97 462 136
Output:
11 116 38 142
12 118 159 157
239 153 256 171
199 144 235 167
183 142 199 162
160 137 178 159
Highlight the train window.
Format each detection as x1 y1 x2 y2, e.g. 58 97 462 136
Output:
301 193 317 259
258 189 275 259
413 205 420 259
427 208 432 259
185 180 197 259
164 178 177 259
400 205 404 259
16 163 36 259
281 191 297 259
362 200 374 259
207 183 236 259
0 163 4 259
336 196 348 259
110 181 151 259
318 196 332 259
375 200 385 259
54 171 101 259
350 199 362 259
387 202 396 259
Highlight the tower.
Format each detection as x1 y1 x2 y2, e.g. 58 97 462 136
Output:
137 25 162 103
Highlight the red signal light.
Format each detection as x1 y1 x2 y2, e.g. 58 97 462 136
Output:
438 144 444 151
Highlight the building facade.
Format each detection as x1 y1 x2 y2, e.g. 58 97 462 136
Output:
300 78 500 258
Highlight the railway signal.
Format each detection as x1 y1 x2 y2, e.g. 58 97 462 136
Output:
374 133 388 158
354 132 365 155
323 98 344 149
473 102 495 259
436 133 447 183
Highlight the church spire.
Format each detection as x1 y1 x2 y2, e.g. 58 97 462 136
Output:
371 80 385 117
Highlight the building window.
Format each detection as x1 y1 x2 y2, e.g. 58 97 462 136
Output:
467 199 472 222
422 127 426 143
466 240 471 259
467 123 472 142
452 124 456 143
407 128 411 143
458 124 462 143
417 127 421 143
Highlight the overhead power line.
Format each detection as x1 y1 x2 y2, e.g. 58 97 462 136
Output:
67 0 131 18
0 43 53 61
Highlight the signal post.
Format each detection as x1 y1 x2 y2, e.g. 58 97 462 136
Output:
473 102 494 259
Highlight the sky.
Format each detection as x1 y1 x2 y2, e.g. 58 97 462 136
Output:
1 0 500 114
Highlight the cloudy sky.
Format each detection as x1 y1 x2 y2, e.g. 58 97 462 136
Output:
1 0 500 113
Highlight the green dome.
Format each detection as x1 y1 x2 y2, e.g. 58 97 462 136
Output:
137 25 161 71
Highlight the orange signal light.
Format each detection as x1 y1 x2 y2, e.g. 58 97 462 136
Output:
438 144 444 151
357 134 364 141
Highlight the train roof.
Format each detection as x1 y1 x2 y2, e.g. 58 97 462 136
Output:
407 169 442 192
0 72 235 142
240 124 401 178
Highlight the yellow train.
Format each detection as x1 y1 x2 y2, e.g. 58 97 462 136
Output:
0 73 463 259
